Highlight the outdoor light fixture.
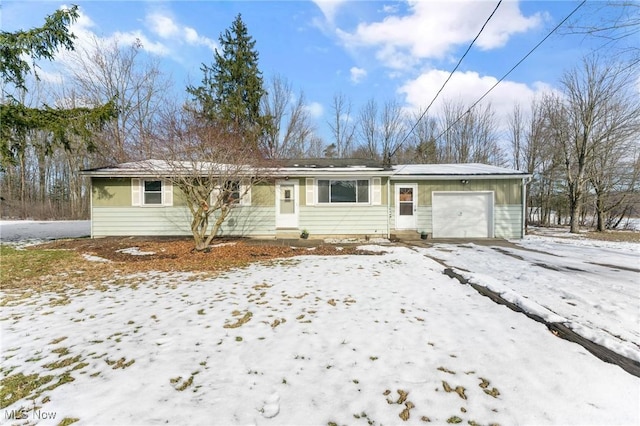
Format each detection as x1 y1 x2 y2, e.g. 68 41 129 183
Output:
460 179 469 185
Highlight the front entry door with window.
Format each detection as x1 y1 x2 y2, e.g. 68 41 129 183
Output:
395 184 417 230
276 180 299 228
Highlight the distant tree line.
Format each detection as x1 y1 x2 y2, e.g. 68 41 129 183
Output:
1 5 638 235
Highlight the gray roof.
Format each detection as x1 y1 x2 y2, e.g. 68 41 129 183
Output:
82 160 529 179
392 163 528 176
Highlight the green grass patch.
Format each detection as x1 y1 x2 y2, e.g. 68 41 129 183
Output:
105 357 135 369
0 246 78 288
58 418 80 426
52 347 70 357
44 355 82 370
49 337 68 345
171 375 194 391
0 373 54 408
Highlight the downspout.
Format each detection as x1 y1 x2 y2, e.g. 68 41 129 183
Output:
89 176 94 239
387 166 400 239
522 176 532 238
386 177 391 238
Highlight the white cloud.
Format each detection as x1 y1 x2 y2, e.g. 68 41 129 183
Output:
145 11 217 53
398 69 552 121
37 69 65 86
312 0 348 23
112 31 169 56
146 13 180 39
381 4 399 14
184 27 218 52
305 101 324 118
338 1 542 70
350 67 367 83
62 8 170 57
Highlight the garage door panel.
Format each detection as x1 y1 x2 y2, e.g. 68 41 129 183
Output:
432 192 493 238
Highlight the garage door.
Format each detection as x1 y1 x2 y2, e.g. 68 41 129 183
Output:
432 192 493 238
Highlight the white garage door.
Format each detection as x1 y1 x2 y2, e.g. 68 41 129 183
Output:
432 192 494 238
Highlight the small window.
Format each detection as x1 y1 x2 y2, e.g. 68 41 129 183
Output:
222 180 241 204
317 179 369 204
144 180 162 205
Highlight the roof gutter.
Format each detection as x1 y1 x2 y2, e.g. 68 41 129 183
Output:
389 174 532 181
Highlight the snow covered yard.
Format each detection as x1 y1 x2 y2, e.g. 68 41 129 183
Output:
0 221 90 243
1 244 639 425
418 233 640 364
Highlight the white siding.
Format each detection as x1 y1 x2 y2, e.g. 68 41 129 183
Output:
393 205 522 239
299 205 388 237
494 205 523 239
390 206 431 233
92 206 274 237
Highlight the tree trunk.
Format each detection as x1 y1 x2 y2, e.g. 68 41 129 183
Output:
37 148 47 218
19 149 27 219
569 196 582 233
595 192 606 232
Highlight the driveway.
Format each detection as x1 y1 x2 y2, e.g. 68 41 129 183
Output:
415 236 640 366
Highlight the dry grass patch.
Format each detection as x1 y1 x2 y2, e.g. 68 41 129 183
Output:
1 238 380 299
0 373 54 408
583 230 640 243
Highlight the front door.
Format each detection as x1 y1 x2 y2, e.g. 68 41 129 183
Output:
276 180 299 228
395 184 417 230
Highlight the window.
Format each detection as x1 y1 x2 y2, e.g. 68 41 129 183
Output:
317 179 369 203
143 180 162 205
211 180 251 206
132 178 172 207
223 180 241 204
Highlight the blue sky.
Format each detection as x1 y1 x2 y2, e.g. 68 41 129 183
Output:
2 1 626 143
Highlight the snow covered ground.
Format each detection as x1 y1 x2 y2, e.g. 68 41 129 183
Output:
1 222 639 425
0 220 90 243
417 234 640 364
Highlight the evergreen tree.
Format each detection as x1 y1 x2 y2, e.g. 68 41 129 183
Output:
1 5 117 167
1 5 78 92
187 14 266 149
0 5 118 219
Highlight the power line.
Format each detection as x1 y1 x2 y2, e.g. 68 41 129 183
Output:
392 0 503 157
431 0 587 145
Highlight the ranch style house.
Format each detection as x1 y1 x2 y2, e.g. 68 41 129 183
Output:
81 159 531 240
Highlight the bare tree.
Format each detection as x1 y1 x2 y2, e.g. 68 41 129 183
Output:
356 98 378 160
153 108 269 251
551 57 639 233
327 92 355 158
590 137 638 230
379 99 407 167
438 99 504 165
508 103 525 170
355 98 408 166
521 97 562 227
588 94 640 231
260 74 315 159
65 36 171 163
563 1 639 60
406 112 438 164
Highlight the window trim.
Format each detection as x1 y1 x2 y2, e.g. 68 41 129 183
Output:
131 178 173 207
143 180 163 205
210 179 252 207
316 178 371 205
